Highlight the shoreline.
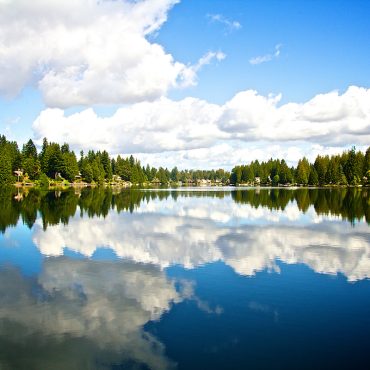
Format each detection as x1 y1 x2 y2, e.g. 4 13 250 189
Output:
10 182 369 190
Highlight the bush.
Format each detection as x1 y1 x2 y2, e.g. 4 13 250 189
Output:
39 173 49 189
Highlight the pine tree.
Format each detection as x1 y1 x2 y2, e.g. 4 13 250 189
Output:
314 155 329 185
0 148 13 185
81 159 93 183
344 147 358 185
21 139 40 180
101 150 112 180
296 157 310 185
308 165 319 185
61 152 79 182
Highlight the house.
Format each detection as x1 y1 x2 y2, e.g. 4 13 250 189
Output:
14 169 23 182
112 174 122 182
197 179 212 186
151 177 161 184
74 172 82 182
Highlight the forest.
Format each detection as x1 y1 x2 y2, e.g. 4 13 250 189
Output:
231 146 370 186
0 134 369 187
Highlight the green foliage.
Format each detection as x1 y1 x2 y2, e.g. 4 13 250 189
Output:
39 173 49 189
0 135 18 186
22 157 41 180
0 186 369 235
81 160 93 183
61 152 79 182
365 170 370 185
101 150 112 180
314 155 329 185
296 157 310 185
308 165 319 185
92 158 105 183
41 143 64 178
365 147 370 174
0 149 13 186
230 148 368 187
170 166 179 182
344 147 361 185
279 160 293 184
156 167 169 184
1 134 369 188
115 155 131 181
272 174 280 185
22 139 37 159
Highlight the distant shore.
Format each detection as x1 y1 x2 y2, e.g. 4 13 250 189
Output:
11 181 369 190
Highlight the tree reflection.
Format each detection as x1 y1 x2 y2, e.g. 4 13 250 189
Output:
0 187 368 233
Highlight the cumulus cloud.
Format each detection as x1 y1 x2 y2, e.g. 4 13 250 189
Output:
0 0 222 107
207 13 242 32
32 85 370 167
219 86 370 145
33 97 226 154
32 196 370 281
249 44 282 65
0 258 189 369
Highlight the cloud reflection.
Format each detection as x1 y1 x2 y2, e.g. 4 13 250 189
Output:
0 259 190 369
32 198 370 282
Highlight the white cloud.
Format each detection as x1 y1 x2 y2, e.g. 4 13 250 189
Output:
32 85 370 167
219 86 370 145
178 51 226 88
0 0 223 107
32 97 226 154
207 13 242 32
249 44 282 65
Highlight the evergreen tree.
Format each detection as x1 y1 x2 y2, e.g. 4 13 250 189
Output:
61 143 70 154
0 148 13 185
296 157 310 185
157 167 168 184
279 160 292 184
61 152 79 182
365 147 370 173
314 155 329 185
22 139 38 159
42 143 64 178
101 150 112 180
170 166 179 182
308 165 319 185
234 166 242 184
21 139 40 180
81 159 93 183
344 147 358 185
92 158 105 183
22 157 41 180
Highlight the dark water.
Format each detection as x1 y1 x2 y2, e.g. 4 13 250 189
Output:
0 187 369 370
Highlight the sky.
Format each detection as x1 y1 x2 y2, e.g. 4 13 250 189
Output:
0 0 369 169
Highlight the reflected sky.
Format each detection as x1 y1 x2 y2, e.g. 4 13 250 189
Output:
28 194 370 281
0 258 190 370
1 188 370 369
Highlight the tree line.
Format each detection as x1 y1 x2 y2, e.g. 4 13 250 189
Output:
230 146 370 186
0 135 229 186
0 134 369 186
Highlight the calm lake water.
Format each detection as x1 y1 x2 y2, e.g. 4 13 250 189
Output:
0 187 369 370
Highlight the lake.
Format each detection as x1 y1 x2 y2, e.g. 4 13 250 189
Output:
0 187 369 370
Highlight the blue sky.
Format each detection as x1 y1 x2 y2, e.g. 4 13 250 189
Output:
160 0 370 103
0 0 369 168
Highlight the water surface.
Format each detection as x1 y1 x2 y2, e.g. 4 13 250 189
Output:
0 187 369 369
